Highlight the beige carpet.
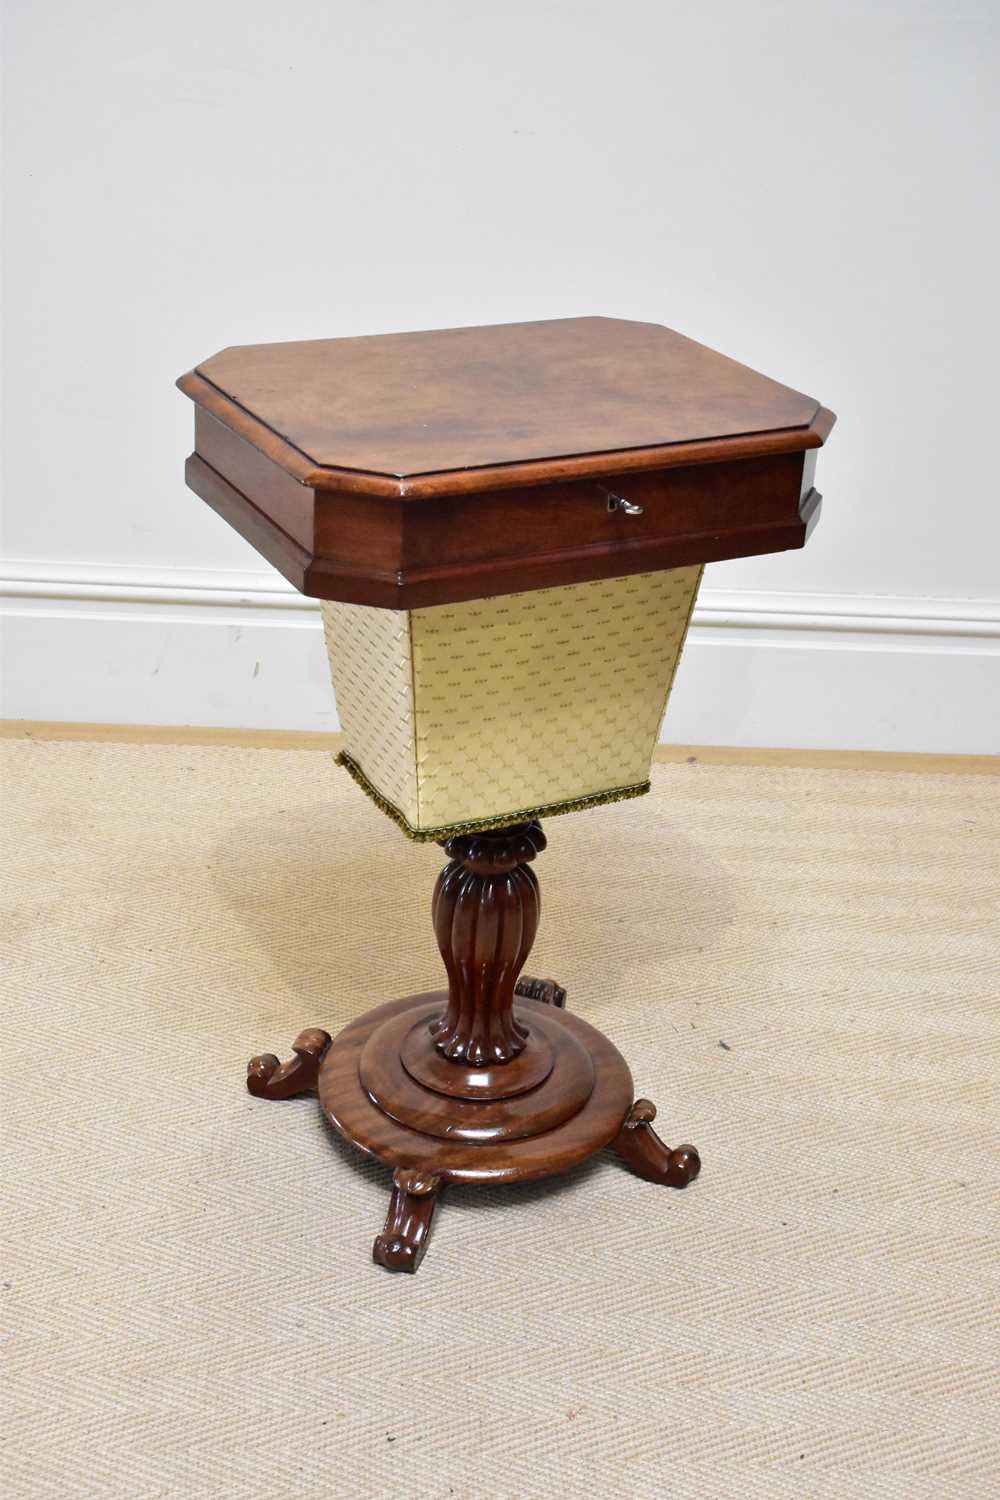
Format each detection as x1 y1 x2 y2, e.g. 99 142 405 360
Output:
2 737 998 1500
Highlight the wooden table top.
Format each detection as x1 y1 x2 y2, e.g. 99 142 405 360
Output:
180 316 829 500
178 316 834 607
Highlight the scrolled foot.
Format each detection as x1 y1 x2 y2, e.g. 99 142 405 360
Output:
373 1169 442 1274
611 1099 701 1188
246 1027 331 1099
514 975 567 1008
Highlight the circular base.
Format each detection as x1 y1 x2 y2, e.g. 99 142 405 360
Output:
319 992 634 1185
400 1009 555 1099
360 1001 595 1143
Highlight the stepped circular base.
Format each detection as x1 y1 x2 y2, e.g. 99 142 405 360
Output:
360 1001 595 1143
319 992 635 1185
400 1008 555 1099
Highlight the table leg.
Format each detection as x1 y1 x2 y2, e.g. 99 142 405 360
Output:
610 1099 701 1188
246 1028 331 1099
514 975 567 1008
372 1170 443 1273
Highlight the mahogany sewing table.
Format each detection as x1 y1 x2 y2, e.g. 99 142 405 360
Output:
178 316 834 1272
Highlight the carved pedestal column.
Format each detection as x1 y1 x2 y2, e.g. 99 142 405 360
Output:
429 821 545 1066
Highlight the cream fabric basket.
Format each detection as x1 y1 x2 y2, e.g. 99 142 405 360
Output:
321 566 702 840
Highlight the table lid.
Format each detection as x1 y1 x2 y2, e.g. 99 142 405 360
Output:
178 316 833 499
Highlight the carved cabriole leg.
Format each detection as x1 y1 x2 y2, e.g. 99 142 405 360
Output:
430 821 546 1065
246 1028 332 1099
611 1099 701 1188
373 1170 443 1273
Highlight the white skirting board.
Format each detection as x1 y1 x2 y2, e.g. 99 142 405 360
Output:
2 562 998 754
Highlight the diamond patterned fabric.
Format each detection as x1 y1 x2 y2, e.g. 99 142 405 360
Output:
321 567 702 836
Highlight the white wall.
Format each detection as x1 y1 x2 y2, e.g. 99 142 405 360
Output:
2 1 998 750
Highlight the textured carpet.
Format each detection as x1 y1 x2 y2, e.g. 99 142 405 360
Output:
2 738 998 1500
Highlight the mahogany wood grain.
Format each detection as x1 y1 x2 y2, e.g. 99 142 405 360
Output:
178 370 319 486
610 1099 701 1188
360 1001 595 1144
373 1170 442 1273
217 316 835 1269
194 408 316 552
318 992 635 1186
187 317 823 490
248 1002 700 1269
246 827 703 1271
184 450 822 607
184 454 314 594
246 1028 331 1099
179 315 835 608
179 364 833 501
400 1009 556 1099
430 822 544 1066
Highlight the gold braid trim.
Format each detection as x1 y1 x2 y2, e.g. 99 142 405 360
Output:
334 751 650 842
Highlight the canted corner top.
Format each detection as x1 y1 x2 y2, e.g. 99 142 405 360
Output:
177 316 834 498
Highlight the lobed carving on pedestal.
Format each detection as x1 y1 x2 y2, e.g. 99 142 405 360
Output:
429 821 546 1066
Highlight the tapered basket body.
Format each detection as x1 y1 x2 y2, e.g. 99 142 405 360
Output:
322 566 702 840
